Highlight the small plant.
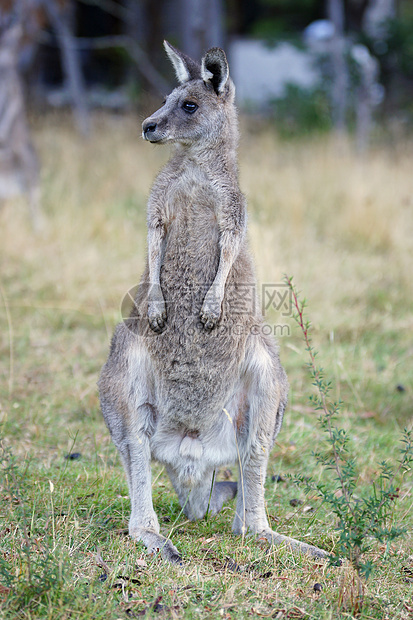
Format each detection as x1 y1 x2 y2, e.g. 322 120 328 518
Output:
284 276 413 608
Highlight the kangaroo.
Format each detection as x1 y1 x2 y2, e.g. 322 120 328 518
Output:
98 41 327 564
0 22 41 229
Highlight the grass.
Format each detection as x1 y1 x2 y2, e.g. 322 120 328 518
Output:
0 112 412 618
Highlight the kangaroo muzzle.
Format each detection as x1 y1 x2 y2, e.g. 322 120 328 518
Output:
142 119 158 141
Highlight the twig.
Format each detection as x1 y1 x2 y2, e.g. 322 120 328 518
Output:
77 0 132 21
95 548 112 574
205 469 216 520
38 32 170 95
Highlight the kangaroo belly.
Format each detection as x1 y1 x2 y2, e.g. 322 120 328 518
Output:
150 407 239 483
127 201 256 428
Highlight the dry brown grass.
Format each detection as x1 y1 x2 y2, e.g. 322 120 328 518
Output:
239 128 413 331
3 114 413 331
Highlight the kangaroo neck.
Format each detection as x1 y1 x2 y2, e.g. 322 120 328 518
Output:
172 139 239 181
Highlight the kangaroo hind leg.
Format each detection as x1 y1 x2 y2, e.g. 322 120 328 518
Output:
99 338 182 564
232 334 327 560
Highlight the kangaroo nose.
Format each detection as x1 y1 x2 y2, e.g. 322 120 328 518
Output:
143 121 157 135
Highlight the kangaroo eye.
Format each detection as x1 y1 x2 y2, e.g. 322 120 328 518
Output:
182 101 198 114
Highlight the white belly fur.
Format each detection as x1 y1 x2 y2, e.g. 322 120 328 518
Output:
150 406 239 483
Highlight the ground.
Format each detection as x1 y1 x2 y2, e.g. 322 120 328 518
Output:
0 113 412 619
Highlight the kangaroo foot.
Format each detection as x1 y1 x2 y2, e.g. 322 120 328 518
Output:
259 529 328 559
130 526 182 565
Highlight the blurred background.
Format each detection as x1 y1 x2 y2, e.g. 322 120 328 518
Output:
2 0 413 142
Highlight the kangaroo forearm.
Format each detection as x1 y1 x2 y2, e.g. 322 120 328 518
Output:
146 223 167 333
215 227 244 287
199 227 244 330
147 225 165 284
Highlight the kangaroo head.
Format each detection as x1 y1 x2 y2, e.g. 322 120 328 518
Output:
142 41 235 147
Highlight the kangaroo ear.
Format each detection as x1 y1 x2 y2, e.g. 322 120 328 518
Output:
164 40 200 84
201 48 229 95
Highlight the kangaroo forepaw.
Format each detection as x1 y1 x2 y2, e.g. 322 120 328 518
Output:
147 286 167 333
146 536 182 564
148 312 167 333
200 297 221 330
148 303 167 333
200 310 219 330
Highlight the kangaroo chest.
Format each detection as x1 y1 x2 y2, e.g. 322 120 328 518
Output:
160 171 221 291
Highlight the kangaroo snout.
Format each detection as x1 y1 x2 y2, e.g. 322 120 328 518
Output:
142 119 158 141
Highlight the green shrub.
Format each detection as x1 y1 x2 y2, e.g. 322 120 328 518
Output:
271 84 332 138
285 276 413 609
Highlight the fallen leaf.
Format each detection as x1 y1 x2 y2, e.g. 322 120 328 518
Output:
224 557 242 572
197 536 217 544
257 536 269 543
115 575 141 585
65 452 82 460
401 566 413 582
0 584 11 600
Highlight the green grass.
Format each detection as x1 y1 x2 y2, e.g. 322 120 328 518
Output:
0 113 412 618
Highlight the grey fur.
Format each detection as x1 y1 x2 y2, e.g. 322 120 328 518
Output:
98 42 327 563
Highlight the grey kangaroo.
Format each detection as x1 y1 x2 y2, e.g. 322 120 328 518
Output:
99 41 326 563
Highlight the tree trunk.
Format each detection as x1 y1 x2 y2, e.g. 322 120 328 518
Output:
328 0 348 133
362 0 396 39
351 45 381 152
180 0 224 59
43 0 90 136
